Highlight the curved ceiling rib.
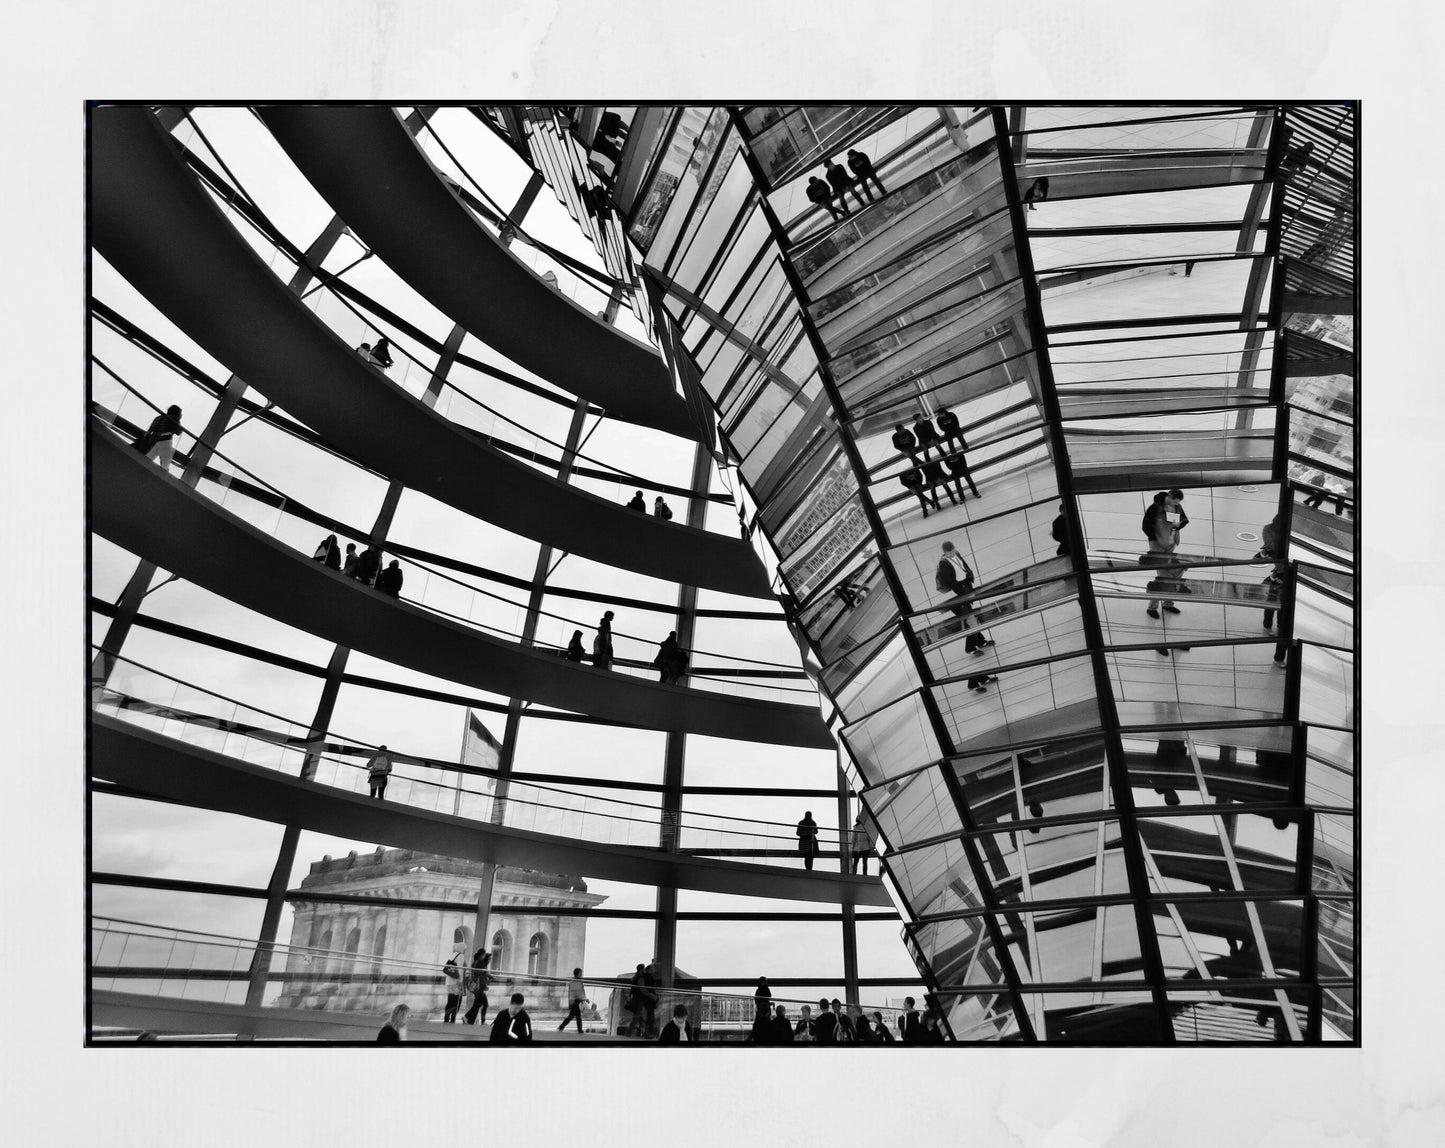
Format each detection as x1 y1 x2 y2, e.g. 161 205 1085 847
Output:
89 105 770 598
92 427 834 750
256 104 699 440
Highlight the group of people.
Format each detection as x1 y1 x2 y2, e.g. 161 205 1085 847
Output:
795 810 873 874
562 614 691 683
625 490 674 520
805 150 887 221
894 409 979 517
936 541 997 692
356 336 394 369
312 533 404 597
747 992 944 1044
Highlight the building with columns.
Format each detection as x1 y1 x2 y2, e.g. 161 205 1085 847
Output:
277 847 606 1018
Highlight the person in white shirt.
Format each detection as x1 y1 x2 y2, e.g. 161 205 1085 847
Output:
558 967 588 1033
658 1004 696 1042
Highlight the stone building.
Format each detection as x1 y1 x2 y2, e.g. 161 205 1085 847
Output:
276 847 606 1019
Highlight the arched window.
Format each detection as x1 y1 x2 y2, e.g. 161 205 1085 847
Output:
527 931 550 977
345 926 361 978
370 925 387 983
491 928 513 973
317 928 333 979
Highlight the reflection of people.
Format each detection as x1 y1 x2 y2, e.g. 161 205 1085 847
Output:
1051 504 1070 556
824 157 866 212
1023 176 1050 211
376 1003 410 1042
847 148 886 199
806 176 845 221
658 1004 696 1043
937 542 994 689
488 993 533 1043
891 423 920 463
1143 492 1182 619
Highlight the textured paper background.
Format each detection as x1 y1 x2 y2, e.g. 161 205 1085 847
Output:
4 1 1435 1142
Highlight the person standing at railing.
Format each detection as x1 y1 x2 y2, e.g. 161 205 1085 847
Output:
354 544 381 588
898 997 923 1044
653 496 673 520
593 612 615 671
1051 504 1070 557
367 745 392 800
626 490 647 513
658 1003 696 1042
754 976 772 1020
794 1004 816 1043
369 336 393 369
653 632 688 684
375 560 403 598
871 1011 895 1043
132 404 183 470
814 997 840 1044
376 1003 410 1043
312 533 342 569
824 157 867 214
342 543 359 578
558 967 588 1034
851 811 871 875
770 1004 795 1044
796 811 819 871
830 998 856 1043
489 992 533 1043
463 949 491 1026
565 630 587 662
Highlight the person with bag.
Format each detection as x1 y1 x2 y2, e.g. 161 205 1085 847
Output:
132 404 183 470
442 947 466 1023
311 533 341 569
463 949 491 1025
592 611 615 671
1143 492 1183 620
937 541 995 690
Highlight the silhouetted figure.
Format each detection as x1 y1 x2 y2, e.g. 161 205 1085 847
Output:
653 496 673 521
898 998 923 1044
626 964 658 1037
566 630 586 662
312 533 341 569
1051 504 1070 556
814 997 840 1044
593 611 615 670
900 467 939 515
891 422 920 463
806 175 845 221
935 407 963 448
825 157 866 212
626 490 647 513
830 999 856 1043
847 148 886 199
133 404 183 468
1023 176 1050 211
911 414 941 460
754 976 773 1018
367 745 392 799
354 545 381 587
463 950 491 1025
749 1007 772 1045
653 631 688 684
944 449 979 498
796 810 819 871
920 1011 946 1043
770 1004 794 1044
854 1008 877 1043
369 336 393 368
658 1004 696 1043
375 559 403 598
923 457 961 506
341 543 359 578
794 1005 817 1043
488 993 533 1043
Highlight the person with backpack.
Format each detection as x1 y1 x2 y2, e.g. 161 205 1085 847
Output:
366 745 392 800
463 949 491 1025
1143 492 1183 620
936 541 995 690
132 404 183 470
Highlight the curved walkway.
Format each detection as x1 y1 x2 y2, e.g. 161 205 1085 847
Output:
257 105 697 439
89 105 769 598
93 427 833 749
92 716 888 907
